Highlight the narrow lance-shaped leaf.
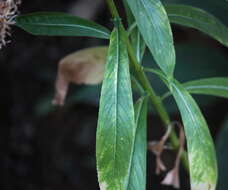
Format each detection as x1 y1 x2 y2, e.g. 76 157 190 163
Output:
96 23 136 190
162 77 228 100
123 0 146 63
170 80 217 190
16 12 110 39
126 0 176 77
122 0 134 26
128 97 148 190
165 5 228 47
131 29 146 64
183 77 228 99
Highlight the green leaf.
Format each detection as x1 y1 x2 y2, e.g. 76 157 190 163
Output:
128 97 148 190
96 25 136 190
162 0 228 26
131 30 146 63
123 0 146 63
216 116 228 190
126 0 176 77
143 42 228 113
183 77 228 99
165 5 228 47
15 12 110 39
162 77 228 100
122 0 135 26
170 80 217 190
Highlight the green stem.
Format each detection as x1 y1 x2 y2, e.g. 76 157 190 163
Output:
105 0 189 171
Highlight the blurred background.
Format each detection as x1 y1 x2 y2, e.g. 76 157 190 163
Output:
0 0 227 189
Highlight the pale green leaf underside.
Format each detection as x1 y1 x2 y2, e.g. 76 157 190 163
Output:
128 97 148 190
171 80 217 190
126 0 176 77
16 12 110 39
184 77 228 99
165 5 228 47
96 26 136 190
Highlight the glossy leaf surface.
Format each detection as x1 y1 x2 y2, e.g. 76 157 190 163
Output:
183 77 228 99
126 0 176 76
96 25 136 190
16 12 110 39
128 97 148 190
165 5 228 47
171 80 217 190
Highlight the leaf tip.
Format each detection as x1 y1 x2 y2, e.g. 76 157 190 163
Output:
99 181 108 190
162 168 180 189
52 74 69 106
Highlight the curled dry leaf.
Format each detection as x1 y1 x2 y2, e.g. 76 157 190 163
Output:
148 121 186 188
53 46 108 105
162 167 180 189
148 126 172 174
162 122 185 189
148 141 166 174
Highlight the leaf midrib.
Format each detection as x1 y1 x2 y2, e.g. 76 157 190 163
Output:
126 99 143 189
168 13 221 29
17 22 109 37
168 13 228 45
172 83 196 127
186 85 228 91
172 82 203 150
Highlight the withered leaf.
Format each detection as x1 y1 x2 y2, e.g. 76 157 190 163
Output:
162 122 185 189
53 46 108 105
148 126 172 174
162 167 180 189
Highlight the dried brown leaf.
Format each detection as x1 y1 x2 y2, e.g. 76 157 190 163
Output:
161 122 185 189
162 167 180 188
148 126 172 174
53 46 107 106
148 121 185 188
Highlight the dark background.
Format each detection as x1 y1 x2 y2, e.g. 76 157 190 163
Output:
0 0 227 190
